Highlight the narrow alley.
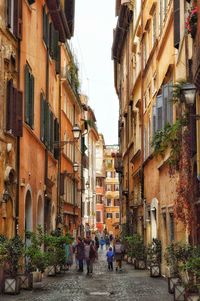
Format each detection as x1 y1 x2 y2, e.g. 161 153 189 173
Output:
1 249 173 301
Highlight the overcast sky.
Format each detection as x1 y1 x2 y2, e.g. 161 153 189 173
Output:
71 0 119 145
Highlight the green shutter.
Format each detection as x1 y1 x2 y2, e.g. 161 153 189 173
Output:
55 45 60 74
30 74 34 129
54 118 59 159
50 111 54 152
44 100 48 146
40 94 45 142
24 65 30 124
42 5 49 46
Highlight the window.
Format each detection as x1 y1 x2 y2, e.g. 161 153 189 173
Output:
152 73 157 95
115 213 120 219
96 178 103 186
106 171 112 178
169 213 175 241
106 184 112 192
152 13 156 46
107 199 112 207
6 79 23 137
28 0 35 4
114 199 120 207
114 184 119 191
96 195 103 204
87 202 90 216
96 211 101 223
106 213 112 219
7 0 22 39
174 0 180 49
24 64 34 129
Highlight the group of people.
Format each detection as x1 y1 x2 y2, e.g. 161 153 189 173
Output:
65 234 124 275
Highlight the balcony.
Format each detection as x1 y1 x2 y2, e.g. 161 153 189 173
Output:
46 0 75 42
62 66 82 107
114 153 123 174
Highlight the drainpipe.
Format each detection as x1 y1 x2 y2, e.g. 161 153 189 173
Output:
57 45 61 228
73 105 76 229
16 38 21 236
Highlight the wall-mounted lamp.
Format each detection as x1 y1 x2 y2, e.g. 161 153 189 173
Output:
181 83 196 106
72 124 81 140
85 181 90 189
2 189 10 203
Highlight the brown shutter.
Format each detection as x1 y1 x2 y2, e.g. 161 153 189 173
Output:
60 173 65 196
6 79 13 131
54 118 59 159
15 91 23 137
12 88 18 136
40 94 45 142
7 0 12 28
174 0 180 49
14 0 22 39
30 74 34 129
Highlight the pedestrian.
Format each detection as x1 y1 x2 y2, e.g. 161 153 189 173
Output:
94 236 99 259
75 237 85 272
109 234 113 243
106 246 114 271
84 240 96 275
65 241 73 270
105 235 110 249
100 237 105 250
114 239 124 271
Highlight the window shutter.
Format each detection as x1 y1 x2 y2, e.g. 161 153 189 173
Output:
49 23 54 57
55 45 60 74
7 0 12 28
54 118 59 159
24 65 30 124
50 111 54 152
12 88 18 136
14 0 22 39
152 105 156 137
167 83 173 125
44 100 49 146
162 84 168 127
156 94 163 131
143 127 146 160
15 91 23 137
174 0 180 49
40 94 45 142
53 30 59 60
6 79 13 131
30 74 34 129
47 106 51 149
60 173 65 196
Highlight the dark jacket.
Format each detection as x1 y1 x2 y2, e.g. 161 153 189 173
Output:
114 242 124 260
76 241 85 260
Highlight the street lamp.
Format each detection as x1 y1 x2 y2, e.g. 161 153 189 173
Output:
73 162 79 173
2 189 10 202
181 83 196 106
86 181 90 189
72 124 81 140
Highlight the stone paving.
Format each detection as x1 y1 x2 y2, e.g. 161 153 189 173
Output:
1 248 173 301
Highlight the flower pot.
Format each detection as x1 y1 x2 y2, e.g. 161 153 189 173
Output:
56 265 61 274
18 273 33 290
174 282 185 301
32 271 42 289
185 293 200 301
127 256 132 264
47 265 56 276
150 264 161 277
4 276 20 295
168 276 180 294
135 259 146 270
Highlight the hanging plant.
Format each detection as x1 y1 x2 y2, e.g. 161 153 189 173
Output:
186 4 198 39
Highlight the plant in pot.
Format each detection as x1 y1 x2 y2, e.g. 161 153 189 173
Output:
183 246 200 301
3 235 24 295
126 234 146 269
0 235 8 293
147 239 162 277
186 4 198 39
25 226 48 287
44 231 67 276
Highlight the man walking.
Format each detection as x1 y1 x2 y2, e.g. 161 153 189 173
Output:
75 237 85 272
114 239 124 271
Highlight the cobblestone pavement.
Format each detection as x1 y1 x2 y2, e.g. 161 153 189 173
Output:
1 249 173 301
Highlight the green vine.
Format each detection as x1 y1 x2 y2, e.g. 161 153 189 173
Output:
172 79 187 103
151 118 187 173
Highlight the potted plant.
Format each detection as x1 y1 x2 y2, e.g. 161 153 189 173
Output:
3 235 24 295
148 239 162 277
25 226 48 287
0 235 8 293
165 242 181 294
125 234 146 270
186 5 198 39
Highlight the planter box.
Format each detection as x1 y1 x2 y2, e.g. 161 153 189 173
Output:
185 293 200 301
18 273 33 290
0 268 4 294
174 282 185 301
4 277 20 295
135 259 146 270
32 271 42 283
56 265 61 274
150 264 161 277
168 277 180 294
47 266 56 276
127 257 133 264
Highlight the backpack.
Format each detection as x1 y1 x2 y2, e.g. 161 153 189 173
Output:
115 243 122 254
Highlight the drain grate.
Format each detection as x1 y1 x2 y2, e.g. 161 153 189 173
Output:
89 292 110 296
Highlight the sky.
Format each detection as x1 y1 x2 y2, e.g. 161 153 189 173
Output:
70 0 119 145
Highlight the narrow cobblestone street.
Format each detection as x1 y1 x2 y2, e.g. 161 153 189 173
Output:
1 249 173 301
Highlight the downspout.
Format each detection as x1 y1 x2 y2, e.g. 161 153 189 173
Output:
126 28 130 235
57 45 61 227
16 39 21 236
73 105 76 228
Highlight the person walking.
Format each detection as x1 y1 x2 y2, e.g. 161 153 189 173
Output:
84 240 96 275
94 236 99 259
75 237 85 272
106 246 114 271
105 235 110 249
114 239 124 271
100 237 105 250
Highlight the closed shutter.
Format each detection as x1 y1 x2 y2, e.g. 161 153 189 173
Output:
15 91 23 137
174 0 180 49
12 88 18 136
167 83 173 125
40 94 45 142
143 127 146 160
49 23 54 57
60 173 65 196
54 118 59 160
7 0 12 28
30 74 34 129
152 105 156 137
162 84 168 127
6 79 13 131
24 65 30 124
44 100 49 146
50 111 54 153
156 94 163 131
14 0 22 39
55 44 60 74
